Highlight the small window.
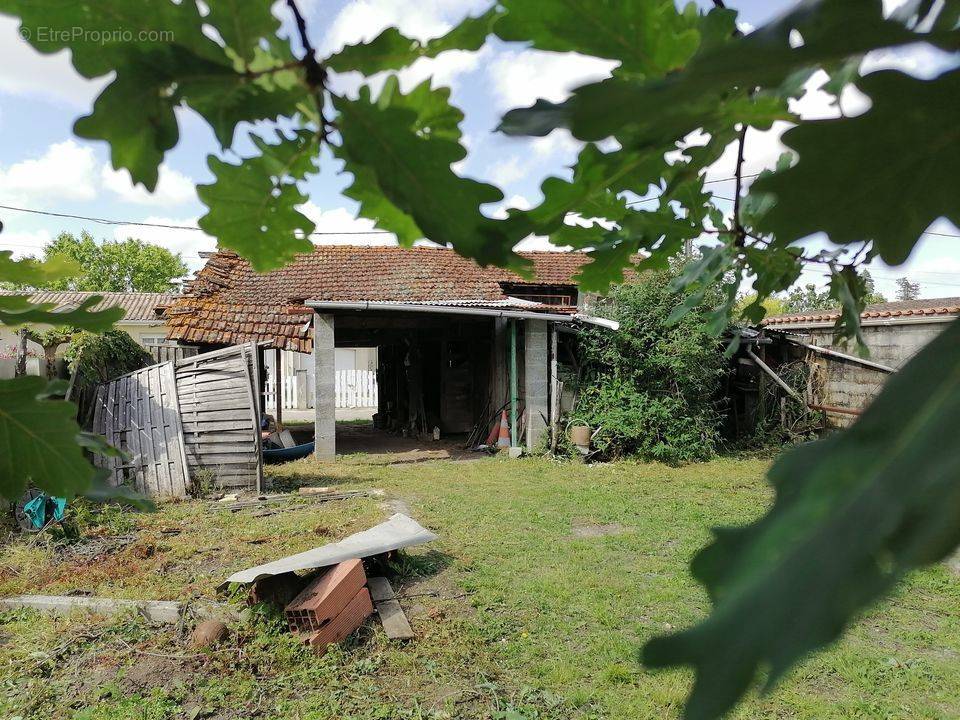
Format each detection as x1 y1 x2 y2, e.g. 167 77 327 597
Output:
500 283 577 306
140 336 168 346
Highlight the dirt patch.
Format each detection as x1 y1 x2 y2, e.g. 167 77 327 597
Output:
570 520 625 538
336 423 480 463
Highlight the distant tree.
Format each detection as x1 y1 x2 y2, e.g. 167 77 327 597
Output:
735 292 787 319
35 231 187 293
861 269 887 305
782 283 834 313
895 276 921 301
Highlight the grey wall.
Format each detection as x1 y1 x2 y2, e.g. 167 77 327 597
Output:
792 320 953 424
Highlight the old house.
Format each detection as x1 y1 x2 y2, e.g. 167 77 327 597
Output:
164 246 614 456
0 290 178 376
758 296 960 423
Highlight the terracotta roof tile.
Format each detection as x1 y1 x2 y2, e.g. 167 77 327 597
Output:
764 296 960 326
165 246 591 350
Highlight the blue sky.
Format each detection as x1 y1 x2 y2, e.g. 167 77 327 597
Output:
0 0 958 299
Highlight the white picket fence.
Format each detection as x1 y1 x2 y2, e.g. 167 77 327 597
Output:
264 368 377 409
335 369 378 408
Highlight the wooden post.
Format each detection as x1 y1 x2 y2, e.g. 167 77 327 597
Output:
275 347 283 428
509 320 518 447
549 324 559 453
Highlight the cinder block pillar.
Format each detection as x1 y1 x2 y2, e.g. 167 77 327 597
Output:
524 319 549 451
313 312 336 458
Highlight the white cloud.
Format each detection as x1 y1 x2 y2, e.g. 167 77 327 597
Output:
531 130 584 160
486 157 527 186
299 203 400 246
487 49 617 111
0 17 107 108
0 139 98 205
101 164 196 206
318 0 489 55
0 228 53 259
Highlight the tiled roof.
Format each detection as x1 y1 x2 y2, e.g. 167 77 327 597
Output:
165 246 591 351
0 290 174 322
764 297 960 326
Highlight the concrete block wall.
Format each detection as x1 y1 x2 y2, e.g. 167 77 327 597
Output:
524 319 549 450
799 320 953 424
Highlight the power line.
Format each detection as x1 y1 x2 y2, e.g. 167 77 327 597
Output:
0 203 395 236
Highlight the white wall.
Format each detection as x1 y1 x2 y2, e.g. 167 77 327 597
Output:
0 321 169 360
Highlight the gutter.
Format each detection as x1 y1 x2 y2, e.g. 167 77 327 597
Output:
305 300 619 330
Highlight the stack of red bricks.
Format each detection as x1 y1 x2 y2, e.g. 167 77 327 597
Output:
284 558 374 654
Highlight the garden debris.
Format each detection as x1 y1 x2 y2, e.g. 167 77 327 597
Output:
189 619 229 648
301 586 374 656
0 594 236 625
285 559 367 633
368 577 414 640
248 572 308 609
57 534 137 562
222 513 439 587
208 490 378 513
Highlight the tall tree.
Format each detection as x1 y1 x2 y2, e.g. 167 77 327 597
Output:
39 231 187 293
895 276 921 301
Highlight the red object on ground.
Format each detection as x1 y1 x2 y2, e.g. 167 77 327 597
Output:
302 587 374 655
285 558 367 633
496 409 511 448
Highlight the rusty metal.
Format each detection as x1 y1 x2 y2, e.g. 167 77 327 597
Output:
808 403 862 416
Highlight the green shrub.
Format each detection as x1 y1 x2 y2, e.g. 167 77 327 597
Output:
571 266 727 464
64 329 152 425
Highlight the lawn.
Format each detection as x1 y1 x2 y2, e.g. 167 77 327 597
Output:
1 454 958 719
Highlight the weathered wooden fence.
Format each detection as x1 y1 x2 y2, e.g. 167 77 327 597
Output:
335 369 378 408
90 343 263 497
175 344 262 493
90 362 190 496
147 344 199 365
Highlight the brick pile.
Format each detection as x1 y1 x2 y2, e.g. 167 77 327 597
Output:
285 559 374 654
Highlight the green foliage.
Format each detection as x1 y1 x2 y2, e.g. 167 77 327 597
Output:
0 375 100 502
64 330 152 391
326 8 497 74
782 283 836 314
734 292 786 319
644 319 960 720
198 130 317 271
754 69 960 266
333 79 522 269
31 231 188 293
571 267 726 464
2 1 960 717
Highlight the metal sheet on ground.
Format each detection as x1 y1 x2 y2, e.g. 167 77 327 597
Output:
222 514 438 587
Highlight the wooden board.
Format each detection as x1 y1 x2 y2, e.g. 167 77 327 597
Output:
91 361 189 497
175 342 262 494
367 576 414 640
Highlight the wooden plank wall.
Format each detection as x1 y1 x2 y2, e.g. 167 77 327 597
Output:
175 343 262 492
91 362 190 496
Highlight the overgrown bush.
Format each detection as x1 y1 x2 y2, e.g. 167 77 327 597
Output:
571 266 727 464
64 330 152 425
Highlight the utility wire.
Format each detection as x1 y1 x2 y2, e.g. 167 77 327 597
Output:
0 203 394 236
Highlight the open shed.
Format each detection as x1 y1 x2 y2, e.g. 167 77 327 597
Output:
164 246 615 456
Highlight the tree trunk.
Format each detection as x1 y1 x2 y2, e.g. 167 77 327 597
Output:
15 327 28 377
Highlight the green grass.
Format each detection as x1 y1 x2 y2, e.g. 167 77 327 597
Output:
2 455 958 719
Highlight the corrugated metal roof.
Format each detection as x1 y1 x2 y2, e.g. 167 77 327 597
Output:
765 297 960 326
0 290 175 322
